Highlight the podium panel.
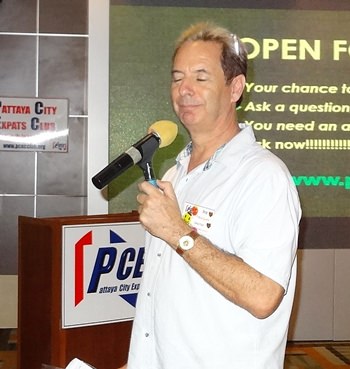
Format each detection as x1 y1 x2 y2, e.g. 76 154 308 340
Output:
18 212 140 369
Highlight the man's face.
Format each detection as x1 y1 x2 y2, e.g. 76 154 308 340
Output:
171 40 235 132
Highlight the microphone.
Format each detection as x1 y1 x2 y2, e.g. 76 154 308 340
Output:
91 120 178 189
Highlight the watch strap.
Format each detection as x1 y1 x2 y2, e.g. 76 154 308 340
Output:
176 230 199 256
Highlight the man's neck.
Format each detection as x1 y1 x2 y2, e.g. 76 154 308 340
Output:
188 121 240 172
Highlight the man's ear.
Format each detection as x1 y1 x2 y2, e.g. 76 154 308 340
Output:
230 74 246 104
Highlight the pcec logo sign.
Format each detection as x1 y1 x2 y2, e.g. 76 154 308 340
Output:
62 222 144 329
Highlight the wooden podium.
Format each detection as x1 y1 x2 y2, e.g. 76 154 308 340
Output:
18 212 139 369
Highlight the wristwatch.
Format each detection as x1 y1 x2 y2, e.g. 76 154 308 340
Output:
176 230 199 256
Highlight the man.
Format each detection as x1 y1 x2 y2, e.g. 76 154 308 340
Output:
120 22 301 369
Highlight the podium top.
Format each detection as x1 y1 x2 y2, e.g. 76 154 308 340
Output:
18 211 139 226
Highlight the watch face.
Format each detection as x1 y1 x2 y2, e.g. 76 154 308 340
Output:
179 235 194 251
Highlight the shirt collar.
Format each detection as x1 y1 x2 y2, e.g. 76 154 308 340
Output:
175 124 256 172
176 141 227 172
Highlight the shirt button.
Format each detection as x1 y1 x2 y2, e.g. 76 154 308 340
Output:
145 333 150 337
157 253 161 257
147 292 151 297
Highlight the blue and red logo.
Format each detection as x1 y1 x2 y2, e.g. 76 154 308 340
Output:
74 229 144 308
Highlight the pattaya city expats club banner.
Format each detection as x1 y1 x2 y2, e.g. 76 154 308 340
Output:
0 97 68 152
62 222 145 328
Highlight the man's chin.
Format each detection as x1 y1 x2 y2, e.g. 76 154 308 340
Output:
179 107 202 122
179 113 198 127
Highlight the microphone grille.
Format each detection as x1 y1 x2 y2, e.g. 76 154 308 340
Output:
148 120 178 148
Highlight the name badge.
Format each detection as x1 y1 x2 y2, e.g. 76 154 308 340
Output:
182 202 215 234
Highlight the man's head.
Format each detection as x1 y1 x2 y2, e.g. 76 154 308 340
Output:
172 22 247 106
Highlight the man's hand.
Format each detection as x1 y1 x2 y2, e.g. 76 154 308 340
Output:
137 180 191 248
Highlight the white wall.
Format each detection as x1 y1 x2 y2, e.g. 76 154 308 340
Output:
87 0 110 215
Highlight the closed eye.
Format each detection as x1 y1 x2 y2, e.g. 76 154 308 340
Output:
171 70 184 83
196 69 210 82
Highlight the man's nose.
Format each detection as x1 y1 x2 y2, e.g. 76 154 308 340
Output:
178 78 194 96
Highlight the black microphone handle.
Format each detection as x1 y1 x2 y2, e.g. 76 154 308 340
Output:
91 152 135 189
92 133 162 189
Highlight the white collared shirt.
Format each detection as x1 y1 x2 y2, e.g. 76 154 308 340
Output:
127 124 301 369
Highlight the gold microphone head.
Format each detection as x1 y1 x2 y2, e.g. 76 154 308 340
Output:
148 120 178 148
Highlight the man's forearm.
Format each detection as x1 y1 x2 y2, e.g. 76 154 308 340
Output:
177 233 284 318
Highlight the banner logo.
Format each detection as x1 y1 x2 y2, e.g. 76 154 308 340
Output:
62 222 144 328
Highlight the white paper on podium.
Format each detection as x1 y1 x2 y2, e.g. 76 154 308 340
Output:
65 358 96 369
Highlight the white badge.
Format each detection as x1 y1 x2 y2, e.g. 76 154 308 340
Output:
182 202 215 234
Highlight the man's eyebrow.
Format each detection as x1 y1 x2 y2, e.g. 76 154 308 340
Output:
171 69 183 75
171 68 210 74
195 68 209 74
